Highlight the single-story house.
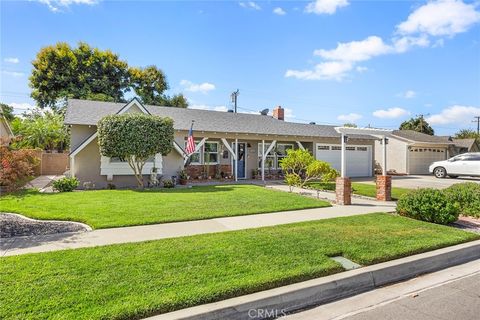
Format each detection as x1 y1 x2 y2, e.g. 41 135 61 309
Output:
0 111 14 146
452 138 480 154
65 98 377 188
374 130 455 175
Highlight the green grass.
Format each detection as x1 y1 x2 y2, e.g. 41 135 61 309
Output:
0 185 330 229
1 213 477 320
307 181 411 200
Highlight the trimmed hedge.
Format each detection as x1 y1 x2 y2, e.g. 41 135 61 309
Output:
444 183 480 218
396 188 459 225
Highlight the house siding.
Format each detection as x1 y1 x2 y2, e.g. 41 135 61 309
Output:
374 138 408 174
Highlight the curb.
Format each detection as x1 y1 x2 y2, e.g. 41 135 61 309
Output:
147 239 480 320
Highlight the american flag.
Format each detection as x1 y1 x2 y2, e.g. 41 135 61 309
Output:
185 123 196 155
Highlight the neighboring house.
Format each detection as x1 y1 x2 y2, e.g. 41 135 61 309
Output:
452 138 480 154
374 130 454 175
65 98 377 188
0 112 14 145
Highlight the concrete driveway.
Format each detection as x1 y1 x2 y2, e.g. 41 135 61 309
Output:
354 175 480 189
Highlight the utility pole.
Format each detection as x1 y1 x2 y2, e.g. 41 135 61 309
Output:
231 89 239 113
473 116 480 135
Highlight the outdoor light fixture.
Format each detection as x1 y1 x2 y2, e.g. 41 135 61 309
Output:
343 135 349 143
380 137 389 145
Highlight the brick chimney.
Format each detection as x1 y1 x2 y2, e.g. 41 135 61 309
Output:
273 106 284 121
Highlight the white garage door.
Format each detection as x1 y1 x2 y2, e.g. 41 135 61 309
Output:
315 144 372 177
408 147 447 174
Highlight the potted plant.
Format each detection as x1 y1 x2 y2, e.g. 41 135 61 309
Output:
179 169 188 185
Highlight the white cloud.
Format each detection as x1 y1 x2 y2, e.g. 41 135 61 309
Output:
373 107 411 119
189 104 228 112
314 36 393 62
305 0 349 15
287 0 480 82
273 7 286 15
399 90 416 99
285 61 353 81
397 0 480 37
180 80 216 94
239 1 261 10
9 102 37 115
356 66 368 73
337 113 362 122
37 0 99 12
2 70 24 77
4 57 19 64
426 105 480 125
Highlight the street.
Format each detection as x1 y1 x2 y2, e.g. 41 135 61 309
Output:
285 260 480 320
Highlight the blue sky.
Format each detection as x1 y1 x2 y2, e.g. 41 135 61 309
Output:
1 0 479 135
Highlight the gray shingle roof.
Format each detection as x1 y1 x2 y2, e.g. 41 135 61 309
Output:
392 130 453 144
65 99 375 139
452 138 477 149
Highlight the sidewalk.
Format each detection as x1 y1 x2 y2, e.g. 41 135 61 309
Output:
24 175 62 192
1 187 396 257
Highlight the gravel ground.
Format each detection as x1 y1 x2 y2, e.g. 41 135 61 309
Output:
0 213 89 238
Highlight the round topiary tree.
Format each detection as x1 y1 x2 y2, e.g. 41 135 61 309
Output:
97 113 174 188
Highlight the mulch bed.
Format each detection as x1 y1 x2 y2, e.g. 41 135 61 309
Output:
0 213 89 238
451 216 480 234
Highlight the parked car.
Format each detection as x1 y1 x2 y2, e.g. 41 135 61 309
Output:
429 153 480 178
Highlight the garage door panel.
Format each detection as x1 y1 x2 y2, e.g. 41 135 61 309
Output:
408 147 447 174
316 144 372 177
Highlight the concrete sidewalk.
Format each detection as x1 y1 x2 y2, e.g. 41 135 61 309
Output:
25 175 62 192
1 187 396 257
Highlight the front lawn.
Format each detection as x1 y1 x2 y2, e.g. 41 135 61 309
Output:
0 185 330 229
1 213 477 320
307 181 411 200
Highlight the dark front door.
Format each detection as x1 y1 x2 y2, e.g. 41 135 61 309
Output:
237 143 246 179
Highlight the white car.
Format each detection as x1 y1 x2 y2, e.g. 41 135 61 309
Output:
429 153 480 178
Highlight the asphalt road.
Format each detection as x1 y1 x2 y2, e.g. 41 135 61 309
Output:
341 273 480 320
284 260 480 320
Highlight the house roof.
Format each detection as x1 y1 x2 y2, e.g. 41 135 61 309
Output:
452 138 478 150
391 130 453 144
65 99 375 140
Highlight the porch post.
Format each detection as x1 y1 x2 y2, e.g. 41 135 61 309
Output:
341 133 346 178
235 138 238 182
382 136 387 176
261 140 265 181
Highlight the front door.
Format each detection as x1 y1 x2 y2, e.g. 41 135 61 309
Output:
236 143 246 179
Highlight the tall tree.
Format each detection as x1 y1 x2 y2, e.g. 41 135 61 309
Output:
454 129 480 139
0 103 15 122
399 115 434 135
29 42 188 109
30 42 130 109
129 66 188 107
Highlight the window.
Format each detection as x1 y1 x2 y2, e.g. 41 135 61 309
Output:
204 142 219 164
317 145 330 150
258 143 293 169
184 141 219 165
185 140 201 164
332 146 341 151
346 146 356 151
357 147 367 151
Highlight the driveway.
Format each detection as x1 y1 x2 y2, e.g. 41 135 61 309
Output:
354 175 480 189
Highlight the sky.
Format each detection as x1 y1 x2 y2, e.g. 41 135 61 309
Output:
1 0 479 136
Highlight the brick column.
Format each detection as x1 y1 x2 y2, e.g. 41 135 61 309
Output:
376 175 392 201
336 177 351 205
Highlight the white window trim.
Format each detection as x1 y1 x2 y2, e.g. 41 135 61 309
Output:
185 140 219 165
204 141 219 165
257 143 293 169
100 154 163 176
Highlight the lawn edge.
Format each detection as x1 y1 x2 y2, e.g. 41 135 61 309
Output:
147 239 480 320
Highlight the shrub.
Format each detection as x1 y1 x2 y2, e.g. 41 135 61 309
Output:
163 179 174 188
0 143 39 192
52 177 79 192
396 188 459 225
443 183 480 218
